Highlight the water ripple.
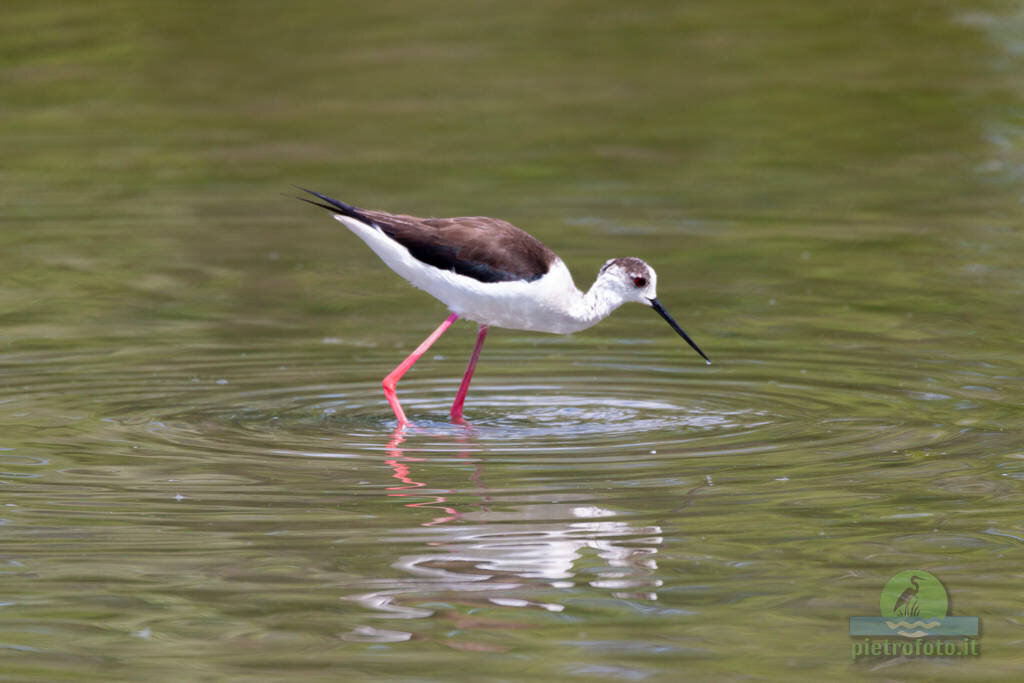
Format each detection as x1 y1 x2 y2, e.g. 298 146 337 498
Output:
2 344 985 465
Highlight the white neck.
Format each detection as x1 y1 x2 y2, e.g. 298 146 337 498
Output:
562 275 626 332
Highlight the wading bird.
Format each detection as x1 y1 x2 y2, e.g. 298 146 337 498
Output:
297 188 710 426
894 575 923 616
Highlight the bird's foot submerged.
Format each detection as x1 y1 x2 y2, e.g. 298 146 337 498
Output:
380 313 488 427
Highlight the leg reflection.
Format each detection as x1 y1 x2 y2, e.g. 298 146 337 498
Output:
384 427 460 526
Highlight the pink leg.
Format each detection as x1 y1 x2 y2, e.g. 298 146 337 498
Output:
383 312 458 427
450 325 488 423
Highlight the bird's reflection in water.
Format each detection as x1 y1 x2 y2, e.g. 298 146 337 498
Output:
348 428 667 638
383 429 459 526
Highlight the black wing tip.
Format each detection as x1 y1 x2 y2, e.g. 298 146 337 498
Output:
292 186 379 227
291 194 343 214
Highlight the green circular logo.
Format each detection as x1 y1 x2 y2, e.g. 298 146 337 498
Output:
880 570 948 618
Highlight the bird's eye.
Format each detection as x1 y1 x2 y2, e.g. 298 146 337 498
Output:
633 277 647 288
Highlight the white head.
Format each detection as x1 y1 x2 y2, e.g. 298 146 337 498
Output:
597 257 711 364
597 257 660 304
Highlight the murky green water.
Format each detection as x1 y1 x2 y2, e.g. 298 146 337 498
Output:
3 1 1023 680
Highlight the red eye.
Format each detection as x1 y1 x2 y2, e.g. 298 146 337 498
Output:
633 277 647 287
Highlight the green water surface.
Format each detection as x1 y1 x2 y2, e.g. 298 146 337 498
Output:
2 1 1023 680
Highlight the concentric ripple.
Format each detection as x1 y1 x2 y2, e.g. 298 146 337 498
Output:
1 340 979 464
3 337 1020 681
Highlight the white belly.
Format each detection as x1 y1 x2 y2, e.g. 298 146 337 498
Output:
337 215 592 333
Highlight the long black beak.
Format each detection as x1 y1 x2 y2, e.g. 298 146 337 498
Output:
649 298 711 365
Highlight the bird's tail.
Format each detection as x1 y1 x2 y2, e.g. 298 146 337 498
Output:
293 186 380 228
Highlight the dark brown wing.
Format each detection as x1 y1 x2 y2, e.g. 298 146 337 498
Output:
295 188 557 283
364 211 557 283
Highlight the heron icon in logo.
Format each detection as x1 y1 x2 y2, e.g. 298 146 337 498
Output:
850 570 978 639
892 574 924 617
880 571 945 623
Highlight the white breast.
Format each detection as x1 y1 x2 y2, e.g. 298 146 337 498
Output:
337 215 591 333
